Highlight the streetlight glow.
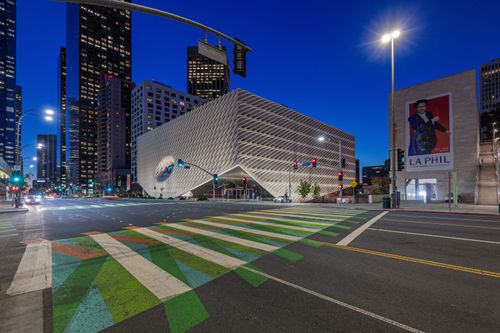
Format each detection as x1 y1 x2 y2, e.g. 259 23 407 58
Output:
391 30 401 39
381 34 391 44
29 164 34 168
45 115 54 122
318 136 325 142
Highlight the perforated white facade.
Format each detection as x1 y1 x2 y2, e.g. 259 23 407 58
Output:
137 89 355 201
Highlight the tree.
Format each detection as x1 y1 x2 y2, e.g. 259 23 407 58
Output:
312 183 321 199
296 180 312 200
372 176 389 195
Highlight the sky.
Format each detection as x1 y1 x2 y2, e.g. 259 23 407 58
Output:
17 0 500 170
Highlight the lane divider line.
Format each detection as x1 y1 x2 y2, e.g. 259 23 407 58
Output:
337 212 388 246
90 233 191 301
241 266 425 333
324 243 500 279
377 218 500 231
7 240 52 296
368 228 500 245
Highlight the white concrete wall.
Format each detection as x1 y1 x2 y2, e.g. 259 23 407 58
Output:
390 70 479 202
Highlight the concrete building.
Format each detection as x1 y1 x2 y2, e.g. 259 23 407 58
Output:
480 59 500 141
15 85 21 169
96 76 133 193
137 89 355 201
37 134 57 189
0 0 17 167
187 45 229 101
390 70 479 203
66 2 132 191
131 80 205 183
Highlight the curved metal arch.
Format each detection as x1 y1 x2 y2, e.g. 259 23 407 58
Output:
55 0 252 51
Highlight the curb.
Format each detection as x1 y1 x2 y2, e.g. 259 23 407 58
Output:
383 208 500 217
0 208 29 214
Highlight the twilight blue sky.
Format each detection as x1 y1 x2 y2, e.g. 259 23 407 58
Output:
18 0 500 169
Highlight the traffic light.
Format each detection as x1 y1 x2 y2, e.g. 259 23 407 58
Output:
341 158 346 169
242 177 248 185
177 159 185 169
10 171 24 186
233 42 247 78
397 149 405 171
293 160 298 170
312 158 317 168
338 171 343 181
213 174 219 185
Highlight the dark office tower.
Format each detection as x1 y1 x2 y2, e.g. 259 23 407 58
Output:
480 59 500 141
187 46 229 101
58 47 67 186
37 134 57 189
66 2 132 191
15 85 21 169
96 76 132 193
0 0 17 167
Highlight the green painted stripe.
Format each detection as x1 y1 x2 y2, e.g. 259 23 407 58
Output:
164 290 209 333
274 248 303 262
298 238 324 248
52 254 107 333
329 224 352 230
0 233 18 238
318 230 340 237
95 256 161 323
235 263 268 287
147 243 190 285
0 228 16 233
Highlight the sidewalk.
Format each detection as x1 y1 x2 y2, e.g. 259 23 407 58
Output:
292 201 500 216
0 201 29 214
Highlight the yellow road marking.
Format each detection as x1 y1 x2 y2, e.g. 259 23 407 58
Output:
324 243 500 279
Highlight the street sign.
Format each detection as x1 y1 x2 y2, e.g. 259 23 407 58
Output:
198 40 228 65
351 180 358 188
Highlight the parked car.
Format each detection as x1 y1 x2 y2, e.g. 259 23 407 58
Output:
273 196 291 203
24 195 41 205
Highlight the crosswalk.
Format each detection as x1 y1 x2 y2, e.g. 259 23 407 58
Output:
7 207 368 333
0 216 18 238
31 200 169 212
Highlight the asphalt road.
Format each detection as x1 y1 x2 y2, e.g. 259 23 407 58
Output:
0 200 499 333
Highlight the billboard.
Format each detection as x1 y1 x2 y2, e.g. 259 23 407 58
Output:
405 93 453 172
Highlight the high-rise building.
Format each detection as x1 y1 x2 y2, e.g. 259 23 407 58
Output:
37 134 57 189
362 165 388 186
58 47 67 186
0 0 17 167
187 46 229 101
131 80 205 182
96 76 133 192
480 59 500 141
15 85 21 169
66 2 132 191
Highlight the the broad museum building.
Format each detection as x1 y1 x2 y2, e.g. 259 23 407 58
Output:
137 89 355 201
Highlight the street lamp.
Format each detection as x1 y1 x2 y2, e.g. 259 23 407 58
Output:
16 108 55 167
381 29 401 208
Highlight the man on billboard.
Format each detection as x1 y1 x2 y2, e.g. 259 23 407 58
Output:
408 99 450 155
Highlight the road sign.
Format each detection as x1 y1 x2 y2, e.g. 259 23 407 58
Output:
351 180 358 188
198 40 228 65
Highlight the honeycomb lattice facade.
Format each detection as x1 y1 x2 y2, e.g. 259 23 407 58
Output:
137 89 355 201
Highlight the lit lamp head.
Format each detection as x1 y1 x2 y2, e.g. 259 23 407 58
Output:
381 30 401 44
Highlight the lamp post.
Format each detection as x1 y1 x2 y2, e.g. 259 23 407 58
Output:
381 29 401 208
16 108 55 167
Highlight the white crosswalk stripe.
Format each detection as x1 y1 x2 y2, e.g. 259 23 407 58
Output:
211 216 319 232
188 219 301 241
163 223 279 252
134 228 247 268
249 211 346 221
7 240 52 296
90 233 191 301
230 213 333 227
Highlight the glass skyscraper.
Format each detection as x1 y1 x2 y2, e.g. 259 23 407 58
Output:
66 2 131 191
0 0 17 167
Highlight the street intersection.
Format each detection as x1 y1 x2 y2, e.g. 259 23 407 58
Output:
0 199 499 332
